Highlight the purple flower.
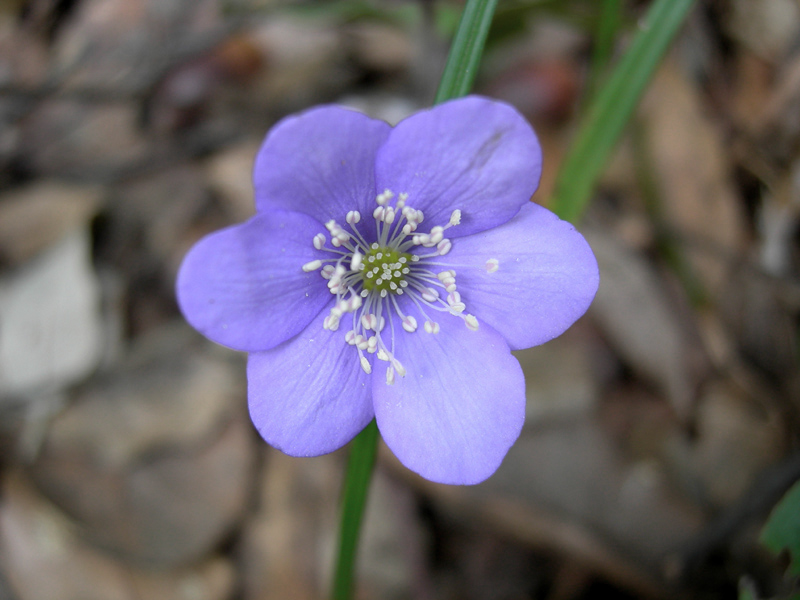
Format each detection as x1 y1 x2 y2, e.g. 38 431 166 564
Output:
177 96 598 485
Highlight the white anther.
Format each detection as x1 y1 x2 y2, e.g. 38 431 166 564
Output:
384 207 395 224
356 335 369 350
313 233 326 249
373 206 385 221
331 237 343 247
485 258 499 273
347 295 362 311
350 251 362 272
346 210 361 224
325 220 337 232
323 314 340 331
465 314 479 331
412 234 426 245
361 314 376 330
421 288 439 302
437 239 452 255
391 358 406 377
449 302 466 314
376 189 394 205
415 210 424 223
429 226 444 245
386 366 395 385
437 270 456 281
398 192 409 206
378 316 386 331
367 336 378 353
424 320 440 334
360 356 372 374
449 209 461 226
345 330 357 344
302 259 322 272
402 316 418 333
377 349 390 361
445 282 457 293
321 265 335 279
447 291 461 305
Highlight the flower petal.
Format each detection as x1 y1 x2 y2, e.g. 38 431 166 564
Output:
374 96 542 237
254 106 391 222
372 315 525 485
176 210 330 352
446 201 599 350
247 306 374 456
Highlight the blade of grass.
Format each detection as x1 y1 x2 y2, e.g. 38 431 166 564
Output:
586 0 624 99
434 0 498 104
550 0 696 223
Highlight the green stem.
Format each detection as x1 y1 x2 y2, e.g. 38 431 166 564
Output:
330 419 379 600
330 1 499 598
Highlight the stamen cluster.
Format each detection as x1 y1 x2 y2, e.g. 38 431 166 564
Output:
302 190 479 383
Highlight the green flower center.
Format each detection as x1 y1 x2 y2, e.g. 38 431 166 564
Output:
360 245 412 294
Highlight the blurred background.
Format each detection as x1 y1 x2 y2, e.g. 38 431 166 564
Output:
0 0 799 598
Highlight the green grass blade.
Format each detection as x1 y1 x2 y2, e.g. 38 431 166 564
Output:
434 0 498 104
551 0 696 223
586 0 624 98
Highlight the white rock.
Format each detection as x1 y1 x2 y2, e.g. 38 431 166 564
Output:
0 227 103 398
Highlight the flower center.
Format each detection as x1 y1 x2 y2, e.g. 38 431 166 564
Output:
360 246 411 294
302 189 480 384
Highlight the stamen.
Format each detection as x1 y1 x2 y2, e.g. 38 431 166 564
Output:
360 356 372 374
391 358 406 377
485 258 499 273
424 320 440 334
402 316 418 333
305 195 477 379
302 259 322 272
350 251 362 271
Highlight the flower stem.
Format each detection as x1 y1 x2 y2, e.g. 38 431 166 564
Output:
330 1 499 597
330 419 379 600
